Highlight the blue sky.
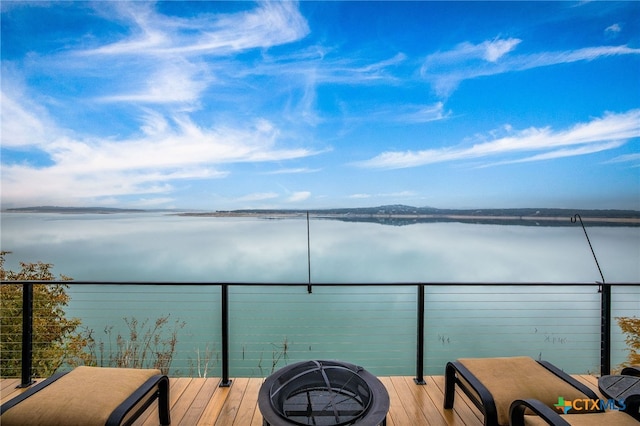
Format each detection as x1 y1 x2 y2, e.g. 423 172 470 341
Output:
1 1 639 210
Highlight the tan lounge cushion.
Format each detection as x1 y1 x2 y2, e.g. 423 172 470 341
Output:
458 356 597 426
1 366 161 426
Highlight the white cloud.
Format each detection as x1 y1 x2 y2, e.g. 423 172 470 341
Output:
71 2 309 107
393 102 451 124
0 2 323 208
84 1 309 57
1 91 319 206
605 23 622 34
0 90 57 148
482 140 626 167
287 191 311 202
604 152 640 168
483 38 521 62
421 37 640 97
606 153 640 163
39 115 315 174
98 59 210 104
422 38 521 66
355 109 640 169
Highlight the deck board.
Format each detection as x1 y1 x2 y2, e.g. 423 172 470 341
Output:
232 376 262 426
179 378 222 426
1 374 603 425
214 377 248 425
197 379 232 426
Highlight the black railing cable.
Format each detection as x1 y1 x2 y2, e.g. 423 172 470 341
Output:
4 280 635 384
571 213 610 375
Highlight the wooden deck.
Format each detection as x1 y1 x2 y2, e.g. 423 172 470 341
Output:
1 374 601 425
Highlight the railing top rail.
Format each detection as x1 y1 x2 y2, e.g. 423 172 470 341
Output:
1 280 639 286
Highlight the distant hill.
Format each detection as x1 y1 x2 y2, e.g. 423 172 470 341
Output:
226 204 640 219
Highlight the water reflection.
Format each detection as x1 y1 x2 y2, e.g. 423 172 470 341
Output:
1 213 638 282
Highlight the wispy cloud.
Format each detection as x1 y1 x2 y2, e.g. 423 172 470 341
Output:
355 109 640 169
1 90 319 205
97 59 210 104
421 37 640 97
83 1 309 57
0 2 323 207
74 2 309 107
605 23 622 35
604 152 640 168
606 153 640 163
42 116 313 173
287 191 311 202
482 140 626 167
390 102 451 124
0 89 59 149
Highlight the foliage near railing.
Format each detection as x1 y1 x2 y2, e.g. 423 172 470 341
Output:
0 251 92 377
617 316 640 367
1 252 186 377
90 315 185 375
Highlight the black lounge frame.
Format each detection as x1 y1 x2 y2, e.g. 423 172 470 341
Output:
509 399 572 426
0 370 170 426
443 359 600 426
509 395 640 426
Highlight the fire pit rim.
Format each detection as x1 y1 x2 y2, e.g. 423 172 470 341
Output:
258 359 390 426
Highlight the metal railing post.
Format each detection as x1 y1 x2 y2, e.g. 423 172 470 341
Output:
571 214 610 376
220 284 232 387
601 283 611 376
414 284 426 385
19 283 34 388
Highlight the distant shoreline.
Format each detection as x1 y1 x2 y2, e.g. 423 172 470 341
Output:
176 211 640 224
4 205 640 225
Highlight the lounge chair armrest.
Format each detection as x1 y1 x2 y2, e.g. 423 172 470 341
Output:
621 365 640 377
538 360 600 402
509 399 571 426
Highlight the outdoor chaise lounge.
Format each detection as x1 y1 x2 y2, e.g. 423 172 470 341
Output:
509 365 640 425
0 366 170 426
444 356 600 426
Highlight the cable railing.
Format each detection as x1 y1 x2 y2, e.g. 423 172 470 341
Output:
2 281 638 388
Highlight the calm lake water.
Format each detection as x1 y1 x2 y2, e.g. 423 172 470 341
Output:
1 212 639 376
2 212 639 282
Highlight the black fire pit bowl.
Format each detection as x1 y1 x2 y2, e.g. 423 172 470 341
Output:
258 360 389 426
